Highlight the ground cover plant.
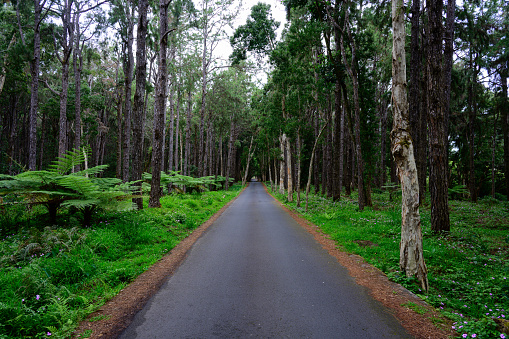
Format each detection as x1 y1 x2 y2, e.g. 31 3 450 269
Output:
270 185 509 339
0 184 242 338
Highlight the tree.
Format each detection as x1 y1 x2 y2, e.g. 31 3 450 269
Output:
230 2 279 65
409 0 424 203
132 0 149 209
391 0 428 291
427 0 450 233
17 0 49 170
197 0 238 177
53 0 75 158
149 0 172 208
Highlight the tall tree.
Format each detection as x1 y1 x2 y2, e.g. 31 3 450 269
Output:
409 0 424 202
391 0 428 291
427 0 450 233
149 0 172 207
15 0 47 170
109 0 136 181
197 0 238 176
132 0 149 209
54 0 75 158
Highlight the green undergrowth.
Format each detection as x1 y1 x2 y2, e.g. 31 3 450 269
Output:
0 185 242 338
270 185 509 339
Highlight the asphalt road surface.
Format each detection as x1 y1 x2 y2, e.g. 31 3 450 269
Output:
119 182 412 338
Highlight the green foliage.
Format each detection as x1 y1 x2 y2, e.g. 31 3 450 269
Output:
142 171 233 194
0 185 242 338
230 2 280 64
272 186 509 339
0 148 135 227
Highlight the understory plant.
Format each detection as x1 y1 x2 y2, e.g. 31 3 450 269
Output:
0 147 135 226
0 184 242 338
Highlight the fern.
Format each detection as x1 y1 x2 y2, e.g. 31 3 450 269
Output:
48 146 91 175
0 147 135 225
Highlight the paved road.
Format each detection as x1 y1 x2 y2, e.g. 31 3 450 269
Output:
119 182 411 338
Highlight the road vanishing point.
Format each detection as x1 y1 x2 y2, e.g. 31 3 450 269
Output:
119 181 412 339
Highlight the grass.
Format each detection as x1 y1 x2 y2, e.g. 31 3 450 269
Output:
0 185 242 338
270 186 509 339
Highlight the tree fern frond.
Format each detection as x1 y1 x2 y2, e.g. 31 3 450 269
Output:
57 176 99 196
73 164 109 177
90 177 123 188
61 198 100 209
48 147 91 175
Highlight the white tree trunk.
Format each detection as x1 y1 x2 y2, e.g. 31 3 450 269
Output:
242 135 254 186
286 135 293 202
391 0 428 291
279 134 286 194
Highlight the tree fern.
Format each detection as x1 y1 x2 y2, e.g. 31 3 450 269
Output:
0 147 135 226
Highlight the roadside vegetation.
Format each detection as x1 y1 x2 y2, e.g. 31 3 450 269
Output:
0 174 241 338
270 185 509 339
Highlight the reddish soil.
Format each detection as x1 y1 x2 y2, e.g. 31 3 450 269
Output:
73 185 455 339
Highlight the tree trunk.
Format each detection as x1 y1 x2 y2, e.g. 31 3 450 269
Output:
149 0 170 208
391 0 428 292
380 96 388 187
409 0 422 202
427 0 450 233
0 33 16 96
443 0 455 174
296 131 302 207
333 82 342 201
174 91 181 172
242 136 255 186
132 0 148 209
501 70 509 200
467 51 477 202
305 118 330 211
339 14 366 210
122 7 134 182
286 135 293 202
198 1 209 177
168 79 175 173
116 94 123 179
73 9 83 162
313 114 320 195
419 19 428 201
225 119 235 191
492 111 499 198
28 1 43 170
39 109 46 169
279 134 286 194
57 0 74 158
184 91 192 176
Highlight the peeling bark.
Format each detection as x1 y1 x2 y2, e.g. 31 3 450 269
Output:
391 0 428 292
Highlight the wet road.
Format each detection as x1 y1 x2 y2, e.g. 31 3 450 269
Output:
119 182 411 338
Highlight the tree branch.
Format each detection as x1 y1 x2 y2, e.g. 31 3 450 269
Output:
160 27 178 44
39 78 61 97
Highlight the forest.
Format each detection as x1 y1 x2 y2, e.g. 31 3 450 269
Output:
0 0 508 338
1 0 508 214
